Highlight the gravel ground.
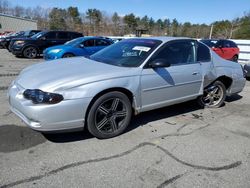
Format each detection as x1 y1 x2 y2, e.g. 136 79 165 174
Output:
0 49 250 188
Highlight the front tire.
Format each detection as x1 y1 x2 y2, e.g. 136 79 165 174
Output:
198 81 226 108
87 92 132 139
62 53 75 58
23 46 38 58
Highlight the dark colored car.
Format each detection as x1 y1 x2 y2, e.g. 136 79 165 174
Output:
8 30 41 51
0 30 41 50
0 31 24 49
200 39 239 62
11 31 83 58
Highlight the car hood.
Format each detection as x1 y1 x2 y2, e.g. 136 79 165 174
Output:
11 37 29 41
15 57 140 91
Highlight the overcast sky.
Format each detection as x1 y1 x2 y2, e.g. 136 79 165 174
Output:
9 0 250 24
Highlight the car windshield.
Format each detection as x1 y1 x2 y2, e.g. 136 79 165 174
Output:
90 39 162 67
31 31 47 39
200 40 218 48
23 30 32 37
65 37 84 46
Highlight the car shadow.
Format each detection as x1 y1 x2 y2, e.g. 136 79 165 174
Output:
127 100 201 133
225 94 242 102
15 55 43 59
44 100 201 143
43 129 93 143
42 94 242 143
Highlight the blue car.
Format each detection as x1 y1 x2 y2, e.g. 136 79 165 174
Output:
43 36 113 60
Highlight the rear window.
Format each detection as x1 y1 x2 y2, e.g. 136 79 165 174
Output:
229 41 238 48
197 42 211 62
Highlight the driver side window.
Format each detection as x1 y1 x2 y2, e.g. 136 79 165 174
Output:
84 40 95 47
150 40 196 66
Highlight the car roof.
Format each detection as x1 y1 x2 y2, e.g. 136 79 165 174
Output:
78 36 112 40
125 36 192 43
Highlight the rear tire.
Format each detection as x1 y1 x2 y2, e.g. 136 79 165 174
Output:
231 55 238 62
197 81 226 108
87 91 132 139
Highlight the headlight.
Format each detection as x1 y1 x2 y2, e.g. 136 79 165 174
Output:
50 49 62 53
23 89 64 104
14 40 25 46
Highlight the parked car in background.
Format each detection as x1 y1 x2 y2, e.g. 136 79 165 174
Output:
8 30 41 51
200 39 239 62
0 31 24 49
11 30 83 58
8 37 246 139
43 36 113 60
0 30 41 50
0 31 14 38
244 64 250 80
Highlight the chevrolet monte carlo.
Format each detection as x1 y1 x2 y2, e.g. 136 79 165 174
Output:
8 37 246 138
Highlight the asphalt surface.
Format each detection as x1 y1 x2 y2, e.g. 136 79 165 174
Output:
0 49 250 188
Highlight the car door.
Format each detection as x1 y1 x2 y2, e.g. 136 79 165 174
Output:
40 31 57 51
82 39 96 55
140 40 202 111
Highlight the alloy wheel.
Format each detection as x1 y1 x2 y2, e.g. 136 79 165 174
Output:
201 85 224 107
23 47 37 58
94 98 128 134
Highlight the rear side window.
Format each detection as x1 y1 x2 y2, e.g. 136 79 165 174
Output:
45 32 56 39
215 40 223 48
197 42 211 62
95 39 110 46
57 32 69 39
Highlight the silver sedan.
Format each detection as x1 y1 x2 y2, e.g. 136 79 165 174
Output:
8 37 246 138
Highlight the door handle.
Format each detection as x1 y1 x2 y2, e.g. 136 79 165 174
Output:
192 72 198 75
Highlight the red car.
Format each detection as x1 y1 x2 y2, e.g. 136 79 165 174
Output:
200 39 239 62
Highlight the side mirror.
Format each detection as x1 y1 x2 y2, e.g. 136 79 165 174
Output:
79 44 84 48
149 59 171 68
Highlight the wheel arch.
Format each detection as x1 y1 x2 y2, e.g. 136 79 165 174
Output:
213 75 233 90
22 45 39 54
85 87 134 125
62 52 75 57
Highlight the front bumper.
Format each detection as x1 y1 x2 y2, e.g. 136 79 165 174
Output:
8 83 92 132
11 47 23 56
43 52 60 60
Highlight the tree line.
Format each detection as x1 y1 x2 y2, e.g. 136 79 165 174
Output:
0 0 250 39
